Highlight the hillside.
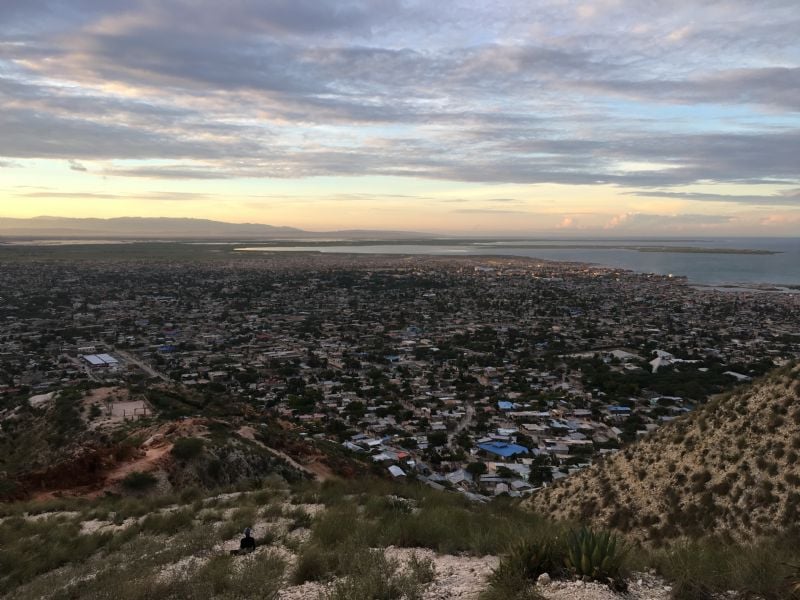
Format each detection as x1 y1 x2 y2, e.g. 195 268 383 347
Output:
0 384 339 501
529 363 800 544
0 476 681 600
3 377 800 598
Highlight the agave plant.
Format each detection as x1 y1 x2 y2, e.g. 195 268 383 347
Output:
563 527 628 586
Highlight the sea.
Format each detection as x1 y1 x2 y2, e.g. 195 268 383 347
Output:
237 238 800 289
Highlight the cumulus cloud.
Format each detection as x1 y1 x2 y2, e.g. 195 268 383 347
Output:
557 216 576 228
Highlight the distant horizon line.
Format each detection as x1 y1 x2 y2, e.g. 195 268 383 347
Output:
0 215 798 239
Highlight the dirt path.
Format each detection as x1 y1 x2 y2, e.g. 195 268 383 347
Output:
106 443 172 484
32 441 173 501
83 442 173 498
237 426 333 481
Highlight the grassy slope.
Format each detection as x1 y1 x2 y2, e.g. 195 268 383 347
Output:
0 478 558 600
1 476 799 600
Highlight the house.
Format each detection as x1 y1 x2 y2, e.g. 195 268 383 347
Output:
477 441 529 459
388 465 406 478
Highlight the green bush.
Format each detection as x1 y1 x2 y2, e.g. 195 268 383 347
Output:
651 536 798 600
293 543 338 583
121 471 158 491
286 507 312 530
0 517 113 595
139 509 194 535
489 538 564 585
322 547 434 600
480 577 543 600
171 437 205 460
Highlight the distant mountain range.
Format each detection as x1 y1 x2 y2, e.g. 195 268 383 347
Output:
0 216 427 240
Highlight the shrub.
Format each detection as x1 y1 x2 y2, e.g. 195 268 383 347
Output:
217 506 258 540
406 552 436 587
480 578 543 600
489 538 564 585
139 509 194 535
286 507 312 530
322 547 434 600
293 543 337 583
0 517 113 595
121 471 158 491
171 437 205 460
651 537 797 600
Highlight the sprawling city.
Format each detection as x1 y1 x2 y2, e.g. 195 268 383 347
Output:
3 250 797 502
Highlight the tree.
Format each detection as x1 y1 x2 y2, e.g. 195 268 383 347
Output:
528 454 553 486
466 461 487 477
496 466 517 479
427 431 448 447
171 436 205 460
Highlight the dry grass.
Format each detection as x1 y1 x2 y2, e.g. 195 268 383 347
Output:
530 364 800 544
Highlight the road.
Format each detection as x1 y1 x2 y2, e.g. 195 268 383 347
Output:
66 355 101 383
455 402 475 434
115 349 171 382
449 402 475 449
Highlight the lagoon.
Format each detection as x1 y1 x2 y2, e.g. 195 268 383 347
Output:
237 238 800 287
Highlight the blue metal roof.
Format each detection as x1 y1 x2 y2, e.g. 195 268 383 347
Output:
497 401 514 410
478 442 529 458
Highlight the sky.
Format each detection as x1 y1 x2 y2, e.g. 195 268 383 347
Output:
0 0 799 235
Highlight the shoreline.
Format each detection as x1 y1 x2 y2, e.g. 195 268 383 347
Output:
1 240 797 290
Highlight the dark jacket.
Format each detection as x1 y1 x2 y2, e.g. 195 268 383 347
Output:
240 535 256 551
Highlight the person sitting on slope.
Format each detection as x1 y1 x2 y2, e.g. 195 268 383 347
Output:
239 527 256 553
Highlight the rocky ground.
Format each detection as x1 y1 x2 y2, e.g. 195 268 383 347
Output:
277 545 672 600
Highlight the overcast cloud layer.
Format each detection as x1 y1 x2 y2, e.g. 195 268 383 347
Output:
0 0 798 230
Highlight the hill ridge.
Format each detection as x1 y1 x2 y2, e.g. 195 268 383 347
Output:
529 362 800 543
0 216 430 239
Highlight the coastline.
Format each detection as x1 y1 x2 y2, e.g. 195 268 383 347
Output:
1 238 798 290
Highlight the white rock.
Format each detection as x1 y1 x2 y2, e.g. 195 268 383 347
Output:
537 572 552 585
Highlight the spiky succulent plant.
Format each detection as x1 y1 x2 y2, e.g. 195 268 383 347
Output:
563 527 627 586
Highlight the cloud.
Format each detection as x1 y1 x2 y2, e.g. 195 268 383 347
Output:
0 0 797 204
68 160 87 172
0 107 243 160
759 214 800 227
605 212 733 230
626 188 800 206
578 67 800 111
451 208 530 215
557 216 576 228
102 165 238 179
18 190 213 201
